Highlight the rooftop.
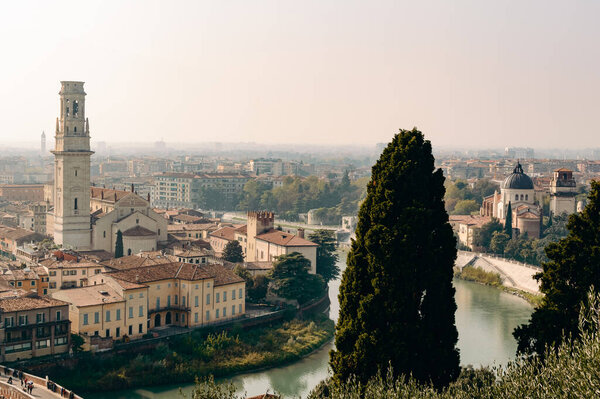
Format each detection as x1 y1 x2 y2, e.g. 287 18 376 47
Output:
256 229 318 247
0 295 68 312
51 284 124 307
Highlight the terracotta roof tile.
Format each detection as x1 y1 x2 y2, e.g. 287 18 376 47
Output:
256 229 317 247
0 295 68 312
122 225 156 237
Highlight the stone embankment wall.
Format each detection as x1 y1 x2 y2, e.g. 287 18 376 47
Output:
0 365 83 399
456 251 541 294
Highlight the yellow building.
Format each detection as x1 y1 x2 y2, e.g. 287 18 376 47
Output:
40 258 105 293
90 262 245 329
51 281 148 350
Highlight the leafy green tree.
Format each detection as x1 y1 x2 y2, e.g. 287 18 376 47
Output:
490 231 510 254
188 375 241 399
452 199 479 215
197 186 222 210
223 240 244 263
115 230 124 258
71 333 85 353
514 181 600 356
330 128 459 389
237 180 270 211
308 229 340 283
247 274 269 303
504 202 513 238
472 218 503 251
269 252 326 304
233 265 252 288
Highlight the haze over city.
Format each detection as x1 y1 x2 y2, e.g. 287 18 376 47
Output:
1 0 599 149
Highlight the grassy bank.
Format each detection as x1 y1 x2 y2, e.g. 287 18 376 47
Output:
32 314 334 393
455 266 543 307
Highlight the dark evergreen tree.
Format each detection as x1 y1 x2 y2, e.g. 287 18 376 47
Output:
269 252 326 304
115 230 124 258
330 128 460 389
514 181 600 356
504 202 513 238
308 229 340 283
223 241 244 263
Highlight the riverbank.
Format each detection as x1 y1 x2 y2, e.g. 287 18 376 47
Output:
33 314 334 394
455 266 543 307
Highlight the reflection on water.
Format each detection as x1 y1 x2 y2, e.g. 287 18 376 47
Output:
88 253 533 399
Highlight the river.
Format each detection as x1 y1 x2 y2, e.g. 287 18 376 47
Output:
90 252 533 399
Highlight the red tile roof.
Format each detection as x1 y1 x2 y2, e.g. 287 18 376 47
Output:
122 226 156 237
256 229 317 247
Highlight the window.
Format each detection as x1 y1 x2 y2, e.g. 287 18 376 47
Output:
206 294 210 305
139 323 143 333
83 314 89 325
74 168 77 175
116 327 120 338
195 284 199 290
195 296 198 307
157 284 160 290
515 194 518 200
17 281 22 287
106 310 111 322
216 309 219 318
182 314 185 323
106 329 110 338
18 315 28 326
56 311 61 321
36 339 50 349
194 313 198 323
82 270 86 275
182 296 186 307
103 231 106 238
167 295 171 307
174 295 178 305
36 313 45 323
55 337 68 346
239 288 243 299
139 305 143 317
525 194 529 200
128 248 132 256
94 312 99 324
49 271 56 276
74 198 78 210
31 280 36 286
223 307 226 317
232 305 235 315
206 310 210 321
128 325 133 335
129 307 133 318
116 309 121 321
95 269 101 274
156 297 160 308
239 304 242 314
520 194 524 200
216 293 220 303
129 294 133 300
139 293 144 298
232 290 236 300
5 316 13 327
223 291 227 302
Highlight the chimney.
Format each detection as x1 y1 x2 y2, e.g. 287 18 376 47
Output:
297 228 304 239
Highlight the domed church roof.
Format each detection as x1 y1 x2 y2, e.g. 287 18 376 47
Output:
502 162 534 190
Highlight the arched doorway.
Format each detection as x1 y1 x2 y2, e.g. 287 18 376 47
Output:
154 313 161 327
165 312 172 325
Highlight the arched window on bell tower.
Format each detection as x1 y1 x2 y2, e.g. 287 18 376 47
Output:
74 198 78 210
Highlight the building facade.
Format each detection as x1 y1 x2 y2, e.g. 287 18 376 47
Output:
50 81 94 250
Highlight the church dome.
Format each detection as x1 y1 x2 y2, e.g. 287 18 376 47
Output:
502 162 534 190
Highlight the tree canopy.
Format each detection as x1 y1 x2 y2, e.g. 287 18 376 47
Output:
309 229 340 283
269 252 326 304
330 128 459 389
115 230 124 258
223 241 244 263
514 181 600 356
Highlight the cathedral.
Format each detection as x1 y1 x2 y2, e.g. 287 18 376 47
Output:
46 81 167 254
480 162 542 238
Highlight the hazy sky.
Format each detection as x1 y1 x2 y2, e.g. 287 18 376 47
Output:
1 1 599 148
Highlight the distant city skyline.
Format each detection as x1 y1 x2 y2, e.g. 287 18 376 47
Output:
1 1 599 148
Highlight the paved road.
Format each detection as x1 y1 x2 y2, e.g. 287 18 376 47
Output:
0 369 65 399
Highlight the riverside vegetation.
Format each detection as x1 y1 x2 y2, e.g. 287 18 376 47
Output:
40 314 334 393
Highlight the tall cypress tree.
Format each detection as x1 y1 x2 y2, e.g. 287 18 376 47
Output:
115 230 124 258
330 128 459 389
504 201 513 238
514 181 600 355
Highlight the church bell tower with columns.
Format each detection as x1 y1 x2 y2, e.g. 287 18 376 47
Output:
51 81 93 249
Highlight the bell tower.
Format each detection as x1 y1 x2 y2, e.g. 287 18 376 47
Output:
51 81 93 249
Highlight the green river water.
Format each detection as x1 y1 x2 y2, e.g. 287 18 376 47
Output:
89 253 533 398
